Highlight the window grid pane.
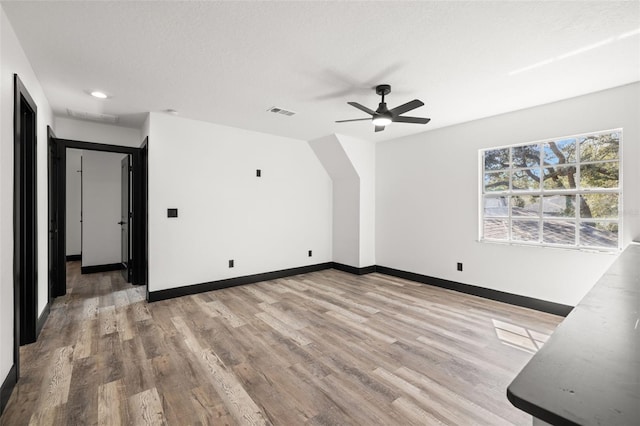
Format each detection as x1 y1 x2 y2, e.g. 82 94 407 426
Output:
484 219 509 240
512 219 540 242
484 171 509 192
544 139 576 165
543 220 576 245
542 195 576 218
579 222 618 248
484 196 509 217
484 148 510 171
512 169 541 191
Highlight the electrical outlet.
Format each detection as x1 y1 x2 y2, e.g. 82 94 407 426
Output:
308 250 312 257
229 259 234 268
457 262 463 271
256 169 261 177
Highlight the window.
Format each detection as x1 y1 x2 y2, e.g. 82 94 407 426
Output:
480 129 621 250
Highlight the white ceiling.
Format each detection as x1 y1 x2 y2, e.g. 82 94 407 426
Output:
3 1 639 142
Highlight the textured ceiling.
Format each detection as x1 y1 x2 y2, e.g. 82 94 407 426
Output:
3 1 639 142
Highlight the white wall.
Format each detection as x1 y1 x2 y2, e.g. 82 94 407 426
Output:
336 134 376 267
332 182 360 267
309 135 360 267
0 5 54 383
65 149 126 265
309 134 376 268
82 151 126 267
142 112 150 141
147 113 332 291
65 149 82 256
54 116 141 147
376 83 640 306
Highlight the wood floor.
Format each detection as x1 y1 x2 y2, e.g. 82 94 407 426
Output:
1 262 562 425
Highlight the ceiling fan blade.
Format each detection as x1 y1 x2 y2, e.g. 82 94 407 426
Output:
375 125 385 132
335 118 371 123
389 99 424 116
347 102 376 116
393 116 431 124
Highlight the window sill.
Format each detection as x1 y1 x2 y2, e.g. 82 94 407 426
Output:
477 239 621 254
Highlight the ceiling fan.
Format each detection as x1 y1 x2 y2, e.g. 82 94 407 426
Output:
336 84 430 132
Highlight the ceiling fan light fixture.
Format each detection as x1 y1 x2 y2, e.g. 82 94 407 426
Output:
336 84 429 132
372 116 392 126
90 90 108 99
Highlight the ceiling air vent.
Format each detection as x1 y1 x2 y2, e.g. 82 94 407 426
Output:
267 106 296 116
67 109 119 124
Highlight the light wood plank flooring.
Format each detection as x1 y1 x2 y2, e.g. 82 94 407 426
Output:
1 262 562 425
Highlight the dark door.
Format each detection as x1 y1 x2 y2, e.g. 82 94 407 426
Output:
141 139 148 290
47 128 58 302
120 155 131 282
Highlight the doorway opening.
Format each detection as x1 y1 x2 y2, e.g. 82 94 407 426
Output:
65 149 132 278
48 137 148 299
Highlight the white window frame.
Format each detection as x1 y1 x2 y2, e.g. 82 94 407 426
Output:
479 129 623 251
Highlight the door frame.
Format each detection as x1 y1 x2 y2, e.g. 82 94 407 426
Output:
140 137 149 295
120 155 132 283
49 138 147 297
13 75 38 383
47 126 62 300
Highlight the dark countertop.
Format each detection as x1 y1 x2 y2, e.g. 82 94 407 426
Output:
507 243 640 425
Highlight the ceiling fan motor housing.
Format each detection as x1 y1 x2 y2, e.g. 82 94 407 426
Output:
376 102 390 115
375 84 391 96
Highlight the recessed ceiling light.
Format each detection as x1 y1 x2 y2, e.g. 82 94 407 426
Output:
90 91 108 99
